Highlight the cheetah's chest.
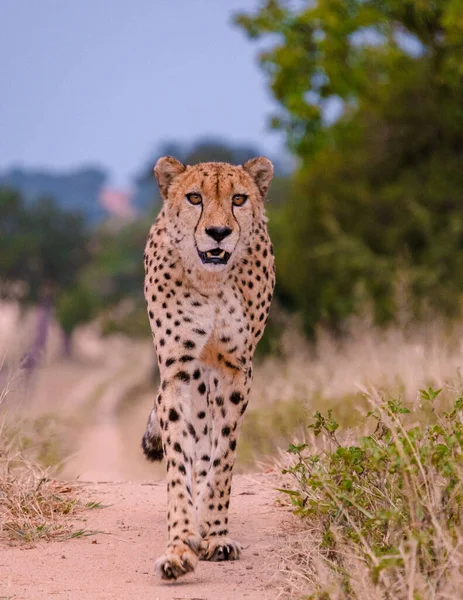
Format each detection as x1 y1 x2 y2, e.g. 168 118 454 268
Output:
198 289 248 372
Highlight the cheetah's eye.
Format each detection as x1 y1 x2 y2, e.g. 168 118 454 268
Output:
232 194 248 207
186 192 202 206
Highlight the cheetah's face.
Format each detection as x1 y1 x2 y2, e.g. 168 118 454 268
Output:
154 157 273 273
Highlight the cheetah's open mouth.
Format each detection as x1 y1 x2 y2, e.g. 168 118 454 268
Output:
198 248 231 265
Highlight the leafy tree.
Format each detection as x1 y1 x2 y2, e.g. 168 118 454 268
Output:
80 216 154 337
55 284 96 357
237 0 463 334
181 138 261 165
82 217 151 304
0 188 92 366
0 190 90 301
0 188 33 296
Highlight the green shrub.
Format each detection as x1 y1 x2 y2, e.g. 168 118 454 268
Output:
281 388 463 598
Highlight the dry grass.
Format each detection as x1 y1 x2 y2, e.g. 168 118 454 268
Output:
278 525 460 600
252 315 463 415
239 316 463 473
0 449 79 542
0 369 92 544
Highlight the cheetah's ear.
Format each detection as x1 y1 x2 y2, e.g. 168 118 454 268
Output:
243 157 274 199
154 156 186 199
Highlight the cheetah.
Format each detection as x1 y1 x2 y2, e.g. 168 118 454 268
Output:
141 155 275 581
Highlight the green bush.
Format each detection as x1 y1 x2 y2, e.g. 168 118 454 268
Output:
281 388 463 598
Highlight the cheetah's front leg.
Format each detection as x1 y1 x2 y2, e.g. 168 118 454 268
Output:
196 368 250 561
154 374 202 581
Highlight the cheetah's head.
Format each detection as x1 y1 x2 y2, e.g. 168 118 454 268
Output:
154 157 273 274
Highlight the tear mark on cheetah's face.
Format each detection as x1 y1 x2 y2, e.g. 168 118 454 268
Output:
154 156 274 275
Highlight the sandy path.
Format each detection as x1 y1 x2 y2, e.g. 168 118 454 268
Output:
60 345 155 481
1 473 291 600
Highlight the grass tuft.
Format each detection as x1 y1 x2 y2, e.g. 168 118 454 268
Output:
0 374 101 544
0 450 79 543
0 439 105 543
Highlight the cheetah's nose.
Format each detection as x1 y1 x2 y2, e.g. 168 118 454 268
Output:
205 226 232 243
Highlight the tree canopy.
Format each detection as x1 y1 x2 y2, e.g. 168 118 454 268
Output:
236 0 463 333
0 189 90 302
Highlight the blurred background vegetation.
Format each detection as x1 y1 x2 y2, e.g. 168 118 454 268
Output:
237 0 463 334
0 0 462 477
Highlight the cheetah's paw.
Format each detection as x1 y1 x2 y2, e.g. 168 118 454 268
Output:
154 540 199 581
200 536 242 561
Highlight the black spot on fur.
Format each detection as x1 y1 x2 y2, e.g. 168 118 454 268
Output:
230 391 243 404
176 371 191 383
169 408 180 422
179 355 195 363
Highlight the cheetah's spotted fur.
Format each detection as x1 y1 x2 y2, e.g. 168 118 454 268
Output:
142 155 275 581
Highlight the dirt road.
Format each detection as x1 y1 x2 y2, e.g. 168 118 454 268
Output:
1 473 292 600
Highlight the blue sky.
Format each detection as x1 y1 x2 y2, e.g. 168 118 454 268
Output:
0 1 284 186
